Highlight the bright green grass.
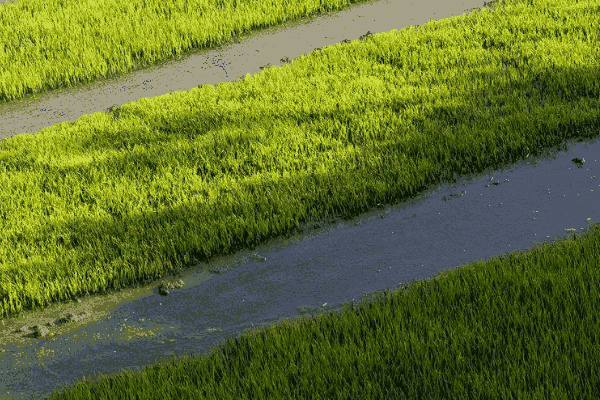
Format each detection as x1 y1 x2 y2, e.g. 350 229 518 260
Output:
0 0 375 102
1 0 598 319
1 0 600 397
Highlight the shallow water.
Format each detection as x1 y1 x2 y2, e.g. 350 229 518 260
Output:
1 0 599 399
0 0 500 139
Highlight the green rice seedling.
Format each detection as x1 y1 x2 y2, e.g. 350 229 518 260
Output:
0 0 375 103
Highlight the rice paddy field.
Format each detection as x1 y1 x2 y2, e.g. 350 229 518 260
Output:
1 0 600 397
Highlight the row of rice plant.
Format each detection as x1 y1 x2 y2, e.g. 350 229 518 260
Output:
1 0 600 396
0 0 372 103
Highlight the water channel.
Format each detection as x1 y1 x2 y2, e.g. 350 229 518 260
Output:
1 0 599 399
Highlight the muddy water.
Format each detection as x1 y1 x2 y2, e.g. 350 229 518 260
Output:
1 0 599 399
0 0 502 139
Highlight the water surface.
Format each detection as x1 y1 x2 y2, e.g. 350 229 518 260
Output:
0 0 501 139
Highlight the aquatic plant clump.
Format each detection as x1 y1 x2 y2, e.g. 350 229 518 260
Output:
16 310 93 338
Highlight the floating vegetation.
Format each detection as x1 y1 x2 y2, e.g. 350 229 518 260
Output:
157 279 186 296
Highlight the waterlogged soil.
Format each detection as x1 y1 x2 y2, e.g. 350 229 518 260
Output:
0 254 264 349
5 279 187 340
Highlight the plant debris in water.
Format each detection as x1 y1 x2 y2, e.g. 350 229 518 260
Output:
15 310 93 339
572 157 585 168
12 276 189 338
157 279 186 296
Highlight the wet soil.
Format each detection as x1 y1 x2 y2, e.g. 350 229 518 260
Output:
2 276 191 343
